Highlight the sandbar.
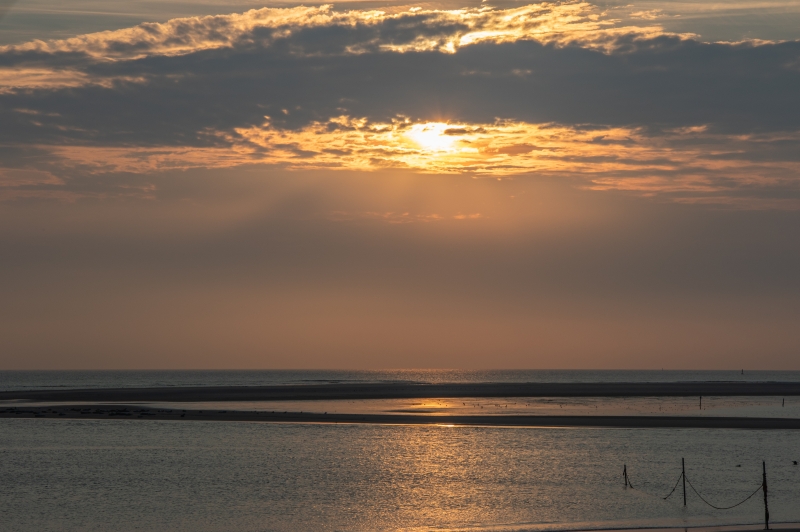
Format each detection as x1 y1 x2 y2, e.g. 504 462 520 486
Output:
3 381 800 403
2 404 800 428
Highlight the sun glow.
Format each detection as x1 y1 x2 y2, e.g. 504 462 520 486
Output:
405 122 461 152
44 115 800 209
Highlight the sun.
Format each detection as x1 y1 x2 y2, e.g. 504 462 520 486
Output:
405 122 459 152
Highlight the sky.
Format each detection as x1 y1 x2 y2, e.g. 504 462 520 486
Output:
0 0 798 370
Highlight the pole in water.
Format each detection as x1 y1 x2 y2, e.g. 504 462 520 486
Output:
782 398 785 407
763 461 769 530
682 458 687 507
624 464 628 487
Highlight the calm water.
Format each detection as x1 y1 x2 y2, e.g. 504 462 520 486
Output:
3 370 800 391
1 420 799 531
3 371 799 530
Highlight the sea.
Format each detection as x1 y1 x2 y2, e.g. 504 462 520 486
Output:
1 370 799 531
3 369 800 391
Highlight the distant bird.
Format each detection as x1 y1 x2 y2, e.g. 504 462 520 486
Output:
736 465 741 467
793 461 798 465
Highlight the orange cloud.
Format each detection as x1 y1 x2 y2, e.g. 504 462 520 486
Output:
1 3 796 208
31 117 799 208
3 3 676 63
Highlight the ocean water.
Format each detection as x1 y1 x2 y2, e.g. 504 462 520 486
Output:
2 369 800 391
1 420 799 531
2 371 799 531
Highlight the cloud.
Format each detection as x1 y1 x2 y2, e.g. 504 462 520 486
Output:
0 2 799 206
20 118 793 208
1 3 666 61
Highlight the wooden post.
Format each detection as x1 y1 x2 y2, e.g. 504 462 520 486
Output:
763 461 769 530
682 458 687 506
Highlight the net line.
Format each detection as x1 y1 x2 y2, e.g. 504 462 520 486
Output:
625 469 762 509
662 473 684 500
683 474 763 510
624 470 683 501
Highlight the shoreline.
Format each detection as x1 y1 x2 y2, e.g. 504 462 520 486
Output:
3 405 800 428
3 381 800 403
501 526 800 532
532 527 800 532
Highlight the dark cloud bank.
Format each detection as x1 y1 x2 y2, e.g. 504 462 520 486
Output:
3 22 800 144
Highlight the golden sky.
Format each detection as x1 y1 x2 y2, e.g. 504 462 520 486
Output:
0 1 798 368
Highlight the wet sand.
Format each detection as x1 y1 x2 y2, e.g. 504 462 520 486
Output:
592 528 798 532
3 404 800 428
3 381 800 403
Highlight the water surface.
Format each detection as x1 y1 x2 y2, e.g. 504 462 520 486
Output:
1 419 798 531
3 369 800 392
